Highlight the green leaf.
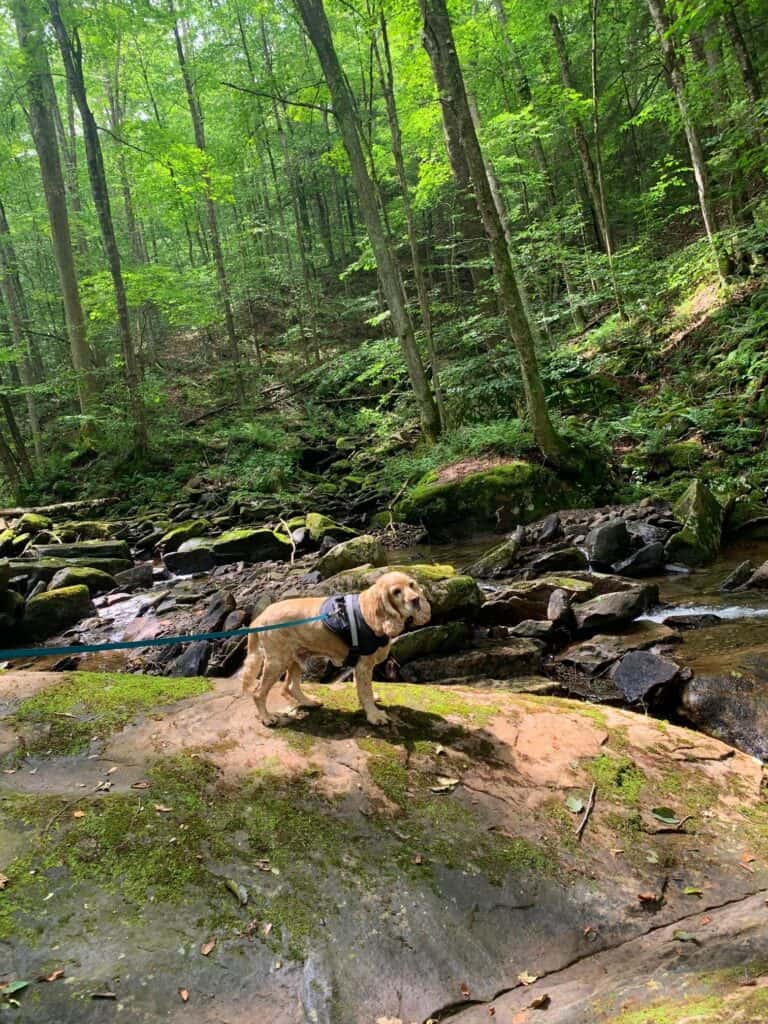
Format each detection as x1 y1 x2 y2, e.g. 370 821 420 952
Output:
565 795 585 814
672 930 699 943
651 806 680 825
682 886 703 896
2 981 30 997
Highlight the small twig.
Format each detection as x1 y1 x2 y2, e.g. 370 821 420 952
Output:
278 516 297 565
576 783 597 841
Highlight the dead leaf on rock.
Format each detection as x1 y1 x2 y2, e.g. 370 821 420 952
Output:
529 993 551 1009
682 886 703 896
672 930 700 944
700 915 712 925
460 981 470 998
263 922 273 937
178 988 189 1003
153 804 173 813
638 892 658 904
72 810 85 819
38 969 64 983
131 781 149 790
488 1008 496 1017
225 879 248 905
431 776 460 794
200 938 216 956
518 970 538 986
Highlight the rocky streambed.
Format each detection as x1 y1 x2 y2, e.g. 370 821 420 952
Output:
2 479 768 1021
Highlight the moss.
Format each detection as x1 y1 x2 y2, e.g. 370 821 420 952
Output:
666 479 724 566
305 512 356 542
521 693 608 728
312 682 504 728
12 671 212 756
606 986 768 1023
47 565 116 594
16 512 52 533
587 754 646 805
357 737 410 805
23 584 95 640
159 518 210 551
657 770 720 817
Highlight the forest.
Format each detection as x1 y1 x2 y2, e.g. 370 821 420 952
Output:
0 0 764 513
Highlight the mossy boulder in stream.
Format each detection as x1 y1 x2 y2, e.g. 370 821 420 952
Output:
15 511 52 534
210 527 292 564
315 534 387 578
48 565 116 595
305 512 357 544
158 518 210 552
395 460 571 537
23 584 96 640
665 479 724 566
33 539 131 562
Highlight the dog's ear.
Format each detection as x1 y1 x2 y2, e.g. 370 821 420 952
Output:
367 578 406 638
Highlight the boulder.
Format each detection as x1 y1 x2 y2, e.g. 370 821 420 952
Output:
313 564 483 623
23 584 96 640
210 528 292 564
163 542 216 576
114 563 154 590
0 588 24 643
0 557 10 590
305 512 357 545
57 519 113 540
556 622 680 676
680 667 768 760
535 512 562 543
547 588 573 627
613 650 681 703
158 519 210 552
612 541 666 577
464 534 521 578
48 565 116 596
662 613 722 630
528 546 589 574
479 572 637 626
509 619 565 645
664 480 724 566
584 519 631 566
400 637 541 683
15 511 52 534
744 559 768 589
572 583 659 633
197 591 236 633
390 621 472 665
315 535 388 579
395 460 573 537
722 497 768 541
626 520 670 546
33 539 132 562
8 557 130 584
719 560 754 592
0 529 16 557
168 640 210 678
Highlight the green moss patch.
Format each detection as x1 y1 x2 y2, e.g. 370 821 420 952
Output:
10 672 212 756
587 754 646 805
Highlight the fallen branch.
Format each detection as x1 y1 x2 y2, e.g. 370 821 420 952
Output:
278 516 297 565
576 783 597 841
0 496 118 518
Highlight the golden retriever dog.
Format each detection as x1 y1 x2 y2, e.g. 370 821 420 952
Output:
241 571 431 727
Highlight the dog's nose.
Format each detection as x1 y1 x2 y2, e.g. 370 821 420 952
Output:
409 596 421 610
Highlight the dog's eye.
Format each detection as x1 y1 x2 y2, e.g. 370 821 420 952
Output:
393 587 402 597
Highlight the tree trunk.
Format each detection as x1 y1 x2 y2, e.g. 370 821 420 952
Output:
49 0 147 454
294 0 440 441
646 0 725 278
420 0 562 463
724 2 762 108
171 6 246 401
12 0 96 419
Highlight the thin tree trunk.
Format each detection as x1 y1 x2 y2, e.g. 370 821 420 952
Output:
0 392 33 480
373 12 446 429
420 0 562 463
724 2 762 107
12 0 96 420
170 6 246 401
294 0 440 441
0 425 22 498
49 0 147 454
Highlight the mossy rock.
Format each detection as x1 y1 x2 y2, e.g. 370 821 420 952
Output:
0 529 16 557
465 535 521 578
15 512 52 534
0 557 10 590
48 565 116 595
395 461 572 537
305 512 357 544
57 520 113 540
23 584 96 640
315 535 387 579
723 496 768 540
159 518 210 552
33 540 131 562
664 439 706 471
210 527 292 564
665 479 724 566
390 621 473 664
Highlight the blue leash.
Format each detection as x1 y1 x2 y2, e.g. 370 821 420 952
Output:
0 616 325 663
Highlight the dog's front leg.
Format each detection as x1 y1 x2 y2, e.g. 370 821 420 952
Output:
354 660 388 726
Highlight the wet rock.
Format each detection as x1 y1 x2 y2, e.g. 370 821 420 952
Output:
680 671 768 760
465 534 521 578
211 527 292 565
158 518 210 552
290 527 312 551
722 497 768 541
305 512 357 545
665 480 724 566
169 640 210 677
400 637 541 683
613 651 681 703
584 519 631 567
23 584 96 640
536 512 562 543
719 560 754 591
744 559 768 589
15 511 52 533
163 541 216 575
48 565 116 596
315 535 387 579
612 542 666 577
528 546 588 574
572 584 658 633
480 574 595 625
197 591 236 632
114 563 154 590
662 613 722 630
32 539 132 562
626 520 669 546
390 621 472 665
556 622 679 676
547 588 573 627
509 619 567 647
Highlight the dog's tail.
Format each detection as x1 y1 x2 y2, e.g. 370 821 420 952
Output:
239 634 264 696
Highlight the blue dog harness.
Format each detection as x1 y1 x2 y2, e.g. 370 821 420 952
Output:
320 594 389 667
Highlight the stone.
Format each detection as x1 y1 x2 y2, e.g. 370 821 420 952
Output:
0 529 16 557
0 558 10 590
305 512 357 544
48 566 116 596
626 520 669 546
57 519 113 540
528 547 589 573
15 511 52 533
681 670 768 760
744 559 768 589
509 619 562 644
8 557 130 584
584 519 631 566
612 542 666 577
479 572 638 626
722 497 768 540
114 563 155 590
662 613 723 630
547 588 572 627
23 584 96 640
390 622 473 665
556 622 680 675
395 460 573 537
315 535 388 579
197 591 236 632
464 535 521 578
613 650 681 703
158 519 210 552
163 542 216 575
572 584 659 633
719 560 754 592
210 528 292 564
400 637 541 683
168 640 210 677
665 480 724 566
32 539 132 562
536 512 562 543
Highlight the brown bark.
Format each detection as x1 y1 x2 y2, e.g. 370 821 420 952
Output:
724 2 762 107
420 0 562 463
294 0 440 441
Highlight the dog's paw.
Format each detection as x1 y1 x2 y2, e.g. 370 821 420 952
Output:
260 714 280 728
366 709 390 727
296 697 323 709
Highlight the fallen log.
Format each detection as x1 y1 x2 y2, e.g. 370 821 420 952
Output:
0 496 119 518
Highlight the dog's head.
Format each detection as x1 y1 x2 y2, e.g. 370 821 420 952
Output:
363 571 431 639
